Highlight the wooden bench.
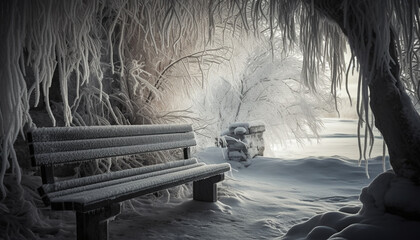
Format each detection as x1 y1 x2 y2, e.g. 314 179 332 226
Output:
27 124 230 240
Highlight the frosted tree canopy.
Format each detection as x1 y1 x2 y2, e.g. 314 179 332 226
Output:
1 0 420 198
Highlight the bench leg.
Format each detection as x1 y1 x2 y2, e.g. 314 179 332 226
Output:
40 165 55 184
76 203 121 240
183 147 191 159
193 174 224 202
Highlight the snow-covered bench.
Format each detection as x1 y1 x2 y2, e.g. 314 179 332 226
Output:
27 124 230 240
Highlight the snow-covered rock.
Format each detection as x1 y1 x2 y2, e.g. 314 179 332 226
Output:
216 122 265 162
234 126 247 135
283 170 420 239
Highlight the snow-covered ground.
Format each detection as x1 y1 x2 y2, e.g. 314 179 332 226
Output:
267 118 384 160
42 118 420 239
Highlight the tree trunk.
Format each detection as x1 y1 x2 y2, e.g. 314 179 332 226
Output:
311 0 420 180
368 35 420 180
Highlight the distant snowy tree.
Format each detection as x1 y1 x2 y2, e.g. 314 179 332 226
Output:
188 37 334 148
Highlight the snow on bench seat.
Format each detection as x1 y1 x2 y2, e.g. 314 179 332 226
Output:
40 159 205 204
48 162 231 212
41 158 200 194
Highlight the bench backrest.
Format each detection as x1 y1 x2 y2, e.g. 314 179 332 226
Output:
27 124 196 184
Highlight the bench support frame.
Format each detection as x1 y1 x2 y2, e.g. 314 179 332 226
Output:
76 203 121 240
41 165 55 184
183 147 191 159
28 124 230 240
193 174 224 202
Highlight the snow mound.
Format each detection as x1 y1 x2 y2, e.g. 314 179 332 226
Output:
283 170 420 240
234 127 247 135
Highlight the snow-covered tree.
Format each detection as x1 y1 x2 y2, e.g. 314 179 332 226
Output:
189 36 334 148
2 0 420 238
204 0 420 181
302 0 420 181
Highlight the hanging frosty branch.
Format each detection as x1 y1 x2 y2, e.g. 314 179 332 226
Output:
306 0 420 179
2 0 420 205
0 0 219 199
209 0 420 179
189 35 334 148
2 1 420 239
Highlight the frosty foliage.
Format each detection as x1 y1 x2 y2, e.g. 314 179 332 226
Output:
401 38 420 111
2 0 420 193
2 0 420 238
0 0 223 199
204 0 420 177
0 175 55 240
188 36 334 149
0 1 227 237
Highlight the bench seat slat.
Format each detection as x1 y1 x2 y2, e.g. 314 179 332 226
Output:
33 139 197 165
32 132 195 154
41 159 199 194
44 162 206 200
29 124 193 142
50 163 231 212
